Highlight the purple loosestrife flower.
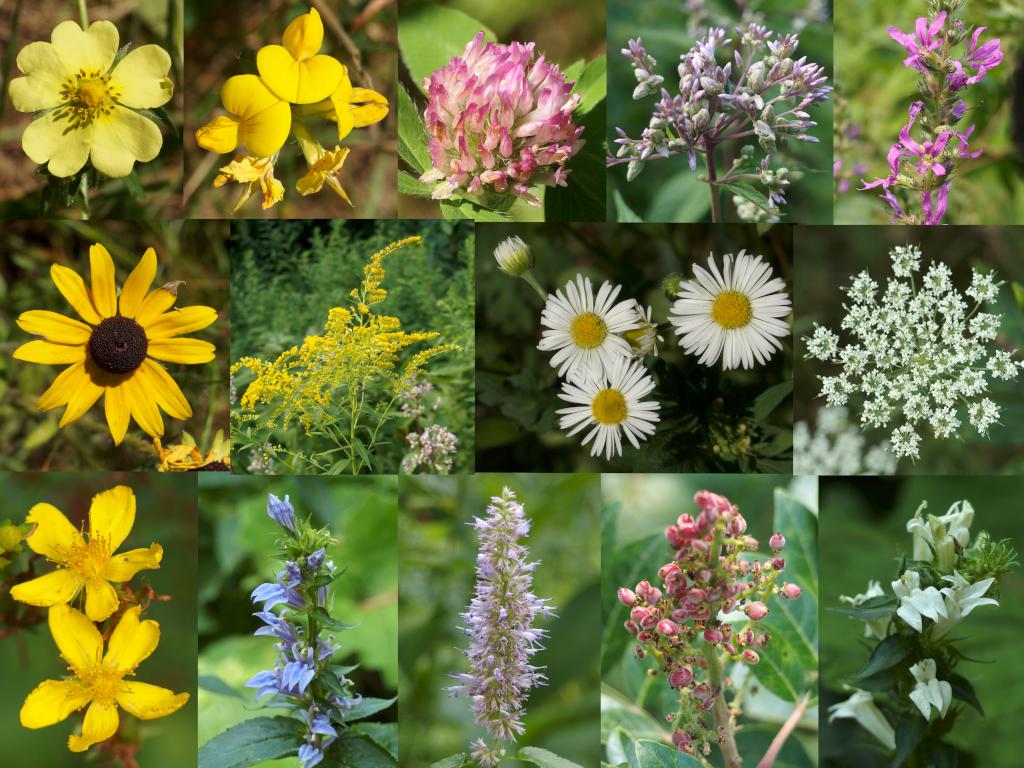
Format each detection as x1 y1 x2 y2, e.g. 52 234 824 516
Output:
949 28 1003 89
888 13 946 73
418 31 584 206
447 487 555 766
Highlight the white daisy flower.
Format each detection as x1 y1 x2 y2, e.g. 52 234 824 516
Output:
538 274 639 382
556 357 661 460
622 301 664 358
668 250 791 370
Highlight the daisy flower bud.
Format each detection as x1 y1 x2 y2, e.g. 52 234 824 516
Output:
493 236 534 278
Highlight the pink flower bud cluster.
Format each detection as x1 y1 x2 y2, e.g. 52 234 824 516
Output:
419 31 585 206
617 490 799 756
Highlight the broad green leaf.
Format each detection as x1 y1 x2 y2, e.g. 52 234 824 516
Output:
856 634 914 680
198 716 301 768
397 84 431 173
440 199 511 221
633 739 704 768
198 674 245 699
544 100 606 221
341 695 397 722
517 746 586 768
398 6 496 92
891 713 925 768
948 672 984 716
399 171 434 197
324 729 396 767
607 727 639 768
431 756 467 768
349 723 398 760
601 684 667 743
613 189 642 222
723 182 773 213
601 532 667 674
751 380 793 421
572 55 607 115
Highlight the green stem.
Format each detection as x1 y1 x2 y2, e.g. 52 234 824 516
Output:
349 388 358 475
704 137 721 223
703 642 742 768
521 271 548 302
77 0 89 27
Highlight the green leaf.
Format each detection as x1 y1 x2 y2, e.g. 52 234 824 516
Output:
606 727 639 768
431 756 467 768
398 6 496 92
439 199 511 221
856 634 914 680
948 672 984 716
830 594 896 621
633 739 704 768
122 170 146 201
324 728 396 768
397 84 431 173
600 684 667 743
613 190 642 222
197 674 245 699
723 182 774 213
348 723 398 760
601 533 667 674
571 55 607 115
544 99 606 221
312 607 358 632
198 716 301 768
340 695 397 722
891 713 925 768
751 380 793 421
399 171 434 197
517 746 586 768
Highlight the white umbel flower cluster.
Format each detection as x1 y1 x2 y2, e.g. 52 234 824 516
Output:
804 244 1023 461
794 406 896 475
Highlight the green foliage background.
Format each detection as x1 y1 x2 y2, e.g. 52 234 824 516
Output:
0 219 230 471
0 472 197 768
476 223 794 473
819 476 1024 767
195 474 398 766
608 0 835 223
834 0 1024 224
398 473 601 767
794 225 1024 474
229 219 475 473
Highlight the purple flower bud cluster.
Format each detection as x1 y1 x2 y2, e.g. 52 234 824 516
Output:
446 487 556 766
618 491 798 758
418 31 585 207
245 495 357 768
610 25 830 220
861 8 1002 225
399 377 440 420
401 424 458 474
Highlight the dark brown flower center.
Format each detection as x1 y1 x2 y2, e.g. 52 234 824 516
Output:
88 317 148 375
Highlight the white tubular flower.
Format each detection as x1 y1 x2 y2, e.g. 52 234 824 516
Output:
931 571 998 640
907 500 974 572
839 580 889 639
893 570 948 632
827 689 896 750
908 659 952 721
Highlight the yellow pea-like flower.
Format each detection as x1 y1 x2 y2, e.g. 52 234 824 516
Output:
21 604 189 752
10 486 161 622
213 154 286 211
9 20 173 178
323 65 389 141
257 8 343 104
195 74 292 158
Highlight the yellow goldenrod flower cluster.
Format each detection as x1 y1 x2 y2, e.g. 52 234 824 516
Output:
11 486 188 752
232 237 458 472
195 7 388 212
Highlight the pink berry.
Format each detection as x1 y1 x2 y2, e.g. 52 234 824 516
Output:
746 601 769 621
781 583 802 599
704 627 724 645
669 666 694 688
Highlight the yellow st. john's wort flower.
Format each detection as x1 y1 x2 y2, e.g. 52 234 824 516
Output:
10 485 161 622
153 429 231 471
9 20 173 179
21 604 189 752
257 8 343 104
12 244 218 445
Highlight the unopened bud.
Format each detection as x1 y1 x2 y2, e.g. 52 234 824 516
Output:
743 649 760 664
624 619 639 635
658 563 680 580
657 619 679 635
704 627 724 645
662 273 685 300
769 532 785 552
669 666 694 688
493 236 534 277
746 601 769 621
672 730 692 751
728 515 747 535
780 583 802 599
618 587 638 607
634 644 646 659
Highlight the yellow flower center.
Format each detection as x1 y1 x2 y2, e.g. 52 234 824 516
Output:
592 388 628 425
623 323 655 353
570 312 607 349
58 71 120 129
65 537 112 578
711 290 753 329
79 665 124 706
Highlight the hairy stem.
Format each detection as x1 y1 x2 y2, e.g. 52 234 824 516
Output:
704 138 721 223
703 643 741 768
757 692 809 768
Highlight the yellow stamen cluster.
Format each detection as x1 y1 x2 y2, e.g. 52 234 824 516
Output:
711 290 753 330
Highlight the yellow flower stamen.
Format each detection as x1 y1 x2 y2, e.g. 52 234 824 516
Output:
570 312 607 349
711 290 753 329
592 388 628 425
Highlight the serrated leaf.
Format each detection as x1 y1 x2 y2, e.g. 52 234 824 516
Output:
517 746 585 768
312 607 358 632
198 716 301 768
324 729 396 768
633 739 704 768
856 634 914 680
198 674 245 700
340 696 397 722
348 723 398 760
398 6 496 92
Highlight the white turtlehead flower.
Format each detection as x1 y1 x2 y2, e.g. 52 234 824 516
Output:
538 274 639 383
907 500 973 570
839 580 889 639
908 659 952 721
794 406 897 475
493 236 534 277
931 571 998 640
827 689 896 750
802 244 1024 461
556 356 660 460
622 301 663 358
893 570 948 632
668 250 791 370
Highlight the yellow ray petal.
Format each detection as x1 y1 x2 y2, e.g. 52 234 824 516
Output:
10 569 84 607
38 361 88 411
9 42 69 112
104 381 131 446
14 340 87 364
195 114 241 154
84 577 119 622
68 700 119 753
50 20 119 74
257 45 342 104
119 248 158 318
144 306 218 339
58 366 104 428
90 106 163 179
123 370 164 437
49 265 103 325
139 360 192 420
88 485 135 552
49 604 103 674
104 606 159 674
103 544 162 582
109 45 173 109
89 244 117 318
117 681 188 720
135 285 181 326
20 679 93 729
18 308 93 344
22 110 92 178
146 338 216 364
24 503 83 562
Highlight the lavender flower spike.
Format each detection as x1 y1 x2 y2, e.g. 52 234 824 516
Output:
268 493 297 532
447 487 555 766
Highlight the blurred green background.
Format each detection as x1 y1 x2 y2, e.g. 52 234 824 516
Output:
183 0 396 218
196 474 398 766
0 472 197 768
602 474 819 767
228 219 474 474
608 0 834 223
0 0 185 219
476 222 793 472
398 473 601 767
794 225 1024 474
0 219 230 471
834 0 1024 223
820 476 1024 767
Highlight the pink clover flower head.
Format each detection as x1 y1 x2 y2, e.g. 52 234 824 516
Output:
419 31 585 205
888 12 946 73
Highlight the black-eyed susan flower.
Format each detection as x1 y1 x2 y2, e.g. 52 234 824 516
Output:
10 485 161 622
20 603 188 752
153 430 231 471
13 244 218 445
9 20 173 178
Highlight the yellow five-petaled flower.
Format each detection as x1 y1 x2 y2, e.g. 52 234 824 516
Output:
11 485 161 622
21 603 189 752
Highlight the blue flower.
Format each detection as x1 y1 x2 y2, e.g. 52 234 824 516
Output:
308 547 326 571
245 669 283 700
267 493 297 532
253 611 300 643
298 743 324 768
